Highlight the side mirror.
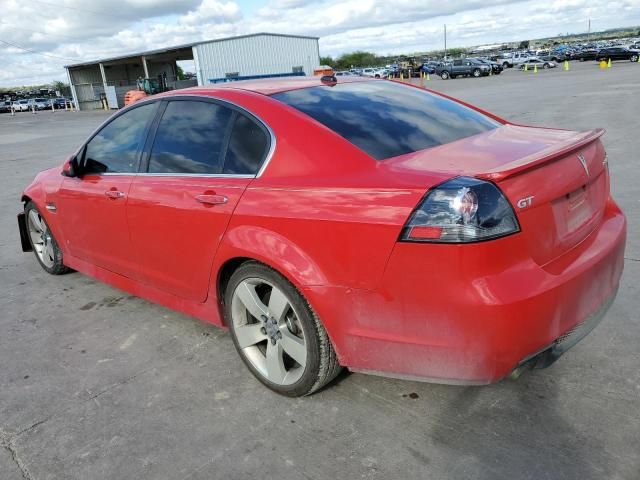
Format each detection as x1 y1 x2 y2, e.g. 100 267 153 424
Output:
61 156 79 177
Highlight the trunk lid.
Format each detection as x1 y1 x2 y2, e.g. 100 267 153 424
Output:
386 124 609 265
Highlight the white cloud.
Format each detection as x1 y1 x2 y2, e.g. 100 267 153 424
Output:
0 0 639 87
179 0 243 26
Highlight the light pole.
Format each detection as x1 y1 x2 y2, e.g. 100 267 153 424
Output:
444 24 447 61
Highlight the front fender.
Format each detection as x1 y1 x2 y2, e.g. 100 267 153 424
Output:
21 166 65 252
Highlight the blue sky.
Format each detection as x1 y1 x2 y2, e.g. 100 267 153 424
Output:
1 0 639 87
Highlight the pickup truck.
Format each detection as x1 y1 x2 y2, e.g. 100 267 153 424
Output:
436 59 491 80
498 52 533 68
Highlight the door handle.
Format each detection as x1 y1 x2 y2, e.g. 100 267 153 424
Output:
105 190 125 199
195 194 228 205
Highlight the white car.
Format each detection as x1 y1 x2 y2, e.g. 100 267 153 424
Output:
13 99 30 111
361 68 385 78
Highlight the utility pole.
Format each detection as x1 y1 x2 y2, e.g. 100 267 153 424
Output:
444 24 447 61
588 18 591 40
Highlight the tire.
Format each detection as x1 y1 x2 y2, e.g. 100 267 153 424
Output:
440 71 450 80
543 63 550 69
24 202 69 275
502 62 509 68
472 68 481 77
631 54 639 62
224 261 341 396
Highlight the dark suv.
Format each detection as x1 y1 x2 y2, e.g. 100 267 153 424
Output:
436 59 491 80
596 47 639 62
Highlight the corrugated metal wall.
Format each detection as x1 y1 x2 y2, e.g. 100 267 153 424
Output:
193 35 319 84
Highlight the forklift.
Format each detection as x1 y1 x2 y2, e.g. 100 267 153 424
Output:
124 73 170 106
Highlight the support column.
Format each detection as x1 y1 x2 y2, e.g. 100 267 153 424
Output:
192 46 203 86
66 68 79 111
99 63 108 89
142 56 149 79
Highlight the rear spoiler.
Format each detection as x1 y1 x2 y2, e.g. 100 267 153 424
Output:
477 128 605 182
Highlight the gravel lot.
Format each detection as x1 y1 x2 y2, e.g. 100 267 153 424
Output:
1 61 639 480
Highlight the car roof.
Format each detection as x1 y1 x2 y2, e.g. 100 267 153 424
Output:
173 75 375 96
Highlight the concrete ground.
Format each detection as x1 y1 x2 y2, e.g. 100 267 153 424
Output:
1 60 638 480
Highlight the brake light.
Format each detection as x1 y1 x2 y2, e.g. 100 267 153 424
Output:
400 177 520 243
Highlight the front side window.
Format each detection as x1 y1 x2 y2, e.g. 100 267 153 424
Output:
83 103 156 174
148 100 232 174
272 81 499 160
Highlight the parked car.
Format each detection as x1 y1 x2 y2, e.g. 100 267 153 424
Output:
13 99 30 111
577 49 599 61
361 67 386 78
518 58 557 70
499 51 532 68
28 98 50 110
53 97 69 109
18 77 626 396
420 64 436 74
473 58 503 74
0 100 12 113
596 47 639 62
436 59 491 79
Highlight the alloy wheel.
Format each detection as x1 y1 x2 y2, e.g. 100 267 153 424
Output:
231 278 307 386
27 209 55 268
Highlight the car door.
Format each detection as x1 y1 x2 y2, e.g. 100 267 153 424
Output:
126 98 271 302
57 101 158 277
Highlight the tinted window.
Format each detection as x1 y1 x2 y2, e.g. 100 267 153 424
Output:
83 103 156 174
223 114 269 175
148 100 232 174
272 81 499 160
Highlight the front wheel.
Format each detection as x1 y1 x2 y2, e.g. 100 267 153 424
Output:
472 68 481 77
543 63 550 69
440 71 450 80
25 202 69 275
225 262 341 396
631 54 639 62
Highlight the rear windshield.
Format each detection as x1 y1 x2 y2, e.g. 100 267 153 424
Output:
272 81 499 160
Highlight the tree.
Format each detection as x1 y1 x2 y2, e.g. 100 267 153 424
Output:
519 40 530 50
51 80 67 92
319 56 334 67
334 51 382 70
176 65 185 80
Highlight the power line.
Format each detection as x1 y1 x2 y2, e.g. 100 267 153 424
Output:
0 39 81 61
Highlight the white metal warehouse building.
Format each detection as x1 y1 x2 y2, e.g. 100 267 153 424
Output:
64 33 320 111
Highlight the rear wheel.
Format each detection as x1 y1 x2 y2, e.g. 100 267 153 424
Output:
225 262 341 396
631 54 639 62
543 63 550 69
25 202 69 275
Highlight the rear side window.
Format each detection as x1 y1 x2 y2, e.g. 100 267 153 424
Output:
148 100 232 174
223 114 269 175
272 81 499 160
83 102 156 174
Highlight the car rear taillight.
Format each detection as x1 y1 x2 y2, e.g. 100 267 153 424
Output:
400 177 520 243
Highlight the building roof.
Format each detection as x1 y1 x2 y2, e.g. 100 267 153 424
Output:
64 32 320 69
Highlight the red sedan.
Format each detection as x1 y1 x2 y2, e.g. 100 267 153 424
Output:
18 76 626 396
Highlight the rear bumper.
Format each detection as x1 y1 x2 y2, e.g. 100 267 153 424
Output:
308 197 626 384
